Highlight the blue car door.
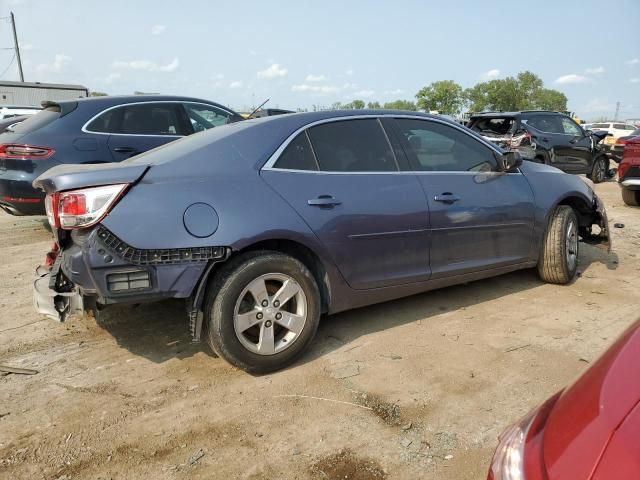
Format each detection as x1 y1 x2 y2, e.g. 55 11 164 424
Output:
261 118 431 290
390 117 536 279
88 102 188 161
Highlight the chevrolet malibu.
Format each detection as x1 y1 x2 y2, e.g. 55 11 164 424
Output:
32 111 610 373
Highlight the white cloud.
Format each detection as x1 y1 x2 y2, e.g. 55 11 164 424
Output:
112 58 179 72
345 69 354 76
229 81 243 89
292 84 341 94
151 24 166 35
482 68 500 79
305 74 326 82
36 54 71 73
585 66 605 75
383 89 405 95
353 89 375 97
554 74 589 84
104 72 121 84
342 82 358 90
630 78 640 83
625 58 639 65
257 63 288 79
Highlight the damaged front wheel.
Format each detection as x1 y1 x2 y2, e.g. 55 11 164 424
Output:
538 206 579 284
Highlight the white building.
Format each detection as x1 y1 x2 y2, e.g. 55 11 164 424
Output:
0 81 88 107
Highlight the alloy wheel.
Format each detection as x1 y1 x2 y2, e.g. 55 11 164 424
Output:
233 273 308 355
566 220 578 271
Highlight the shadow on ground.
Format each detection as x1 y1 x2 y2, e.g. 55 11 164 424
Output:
92 244 618 370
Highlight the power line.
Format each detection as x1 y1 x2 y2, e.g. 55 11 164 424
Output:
0 52 16 79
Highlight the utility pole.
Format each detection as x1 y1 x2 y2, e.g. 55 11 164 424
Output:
614 101 620 121
10 12 24 82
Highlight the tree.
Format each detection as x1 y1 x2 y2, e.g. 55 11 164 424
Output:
383 99 417 111
367 101 381 109
415 80 464 114
90 91 108 97
532 88 567 111
464 71 567 112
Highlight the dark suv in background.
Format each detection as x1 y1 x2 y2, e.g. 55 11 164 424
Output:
468 111 610 183
0 95 242 215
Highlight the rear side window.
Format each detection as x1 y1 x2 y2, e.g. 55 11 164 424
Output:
613 124 626 130
9 106 61 134
274 132 318 171
592 123 610 129
86 103 185 135
307 119 398 172
524 115 563 134
395 118 497 172
469 117 516 135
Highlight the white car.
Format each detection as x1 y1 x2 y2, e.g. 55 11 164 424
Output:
0 105 41 120
589 122 638 146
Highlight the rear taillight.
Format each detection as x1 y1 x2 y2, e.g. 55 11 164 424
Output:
0 143 54 160
509 132 532 148
615 137 629 145
45 184 128 230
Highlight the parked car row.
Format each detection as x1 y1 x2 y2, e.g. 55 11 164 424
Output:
468 110 611 183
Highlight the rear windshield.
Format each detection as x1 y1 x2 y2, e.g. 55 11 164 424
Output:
592 123 610 128
9 106 61 134
468 117 516 136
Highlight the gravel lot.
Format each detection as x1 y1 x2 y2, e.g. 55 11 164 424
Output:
1 180 638 480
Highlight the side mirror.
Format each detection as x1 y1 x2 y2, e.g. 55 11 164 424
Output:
585 129 593 136
500 151 523 171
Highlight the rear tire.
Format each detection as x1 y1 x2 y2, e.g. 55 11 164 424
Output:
205 251 321 374
622 188 640 206
538 206 579 284
588 156 608 184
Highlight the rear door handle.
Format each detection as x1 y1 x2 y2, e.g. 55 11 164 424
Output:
434 193 460 204
113 147 139 154
308 195 342 208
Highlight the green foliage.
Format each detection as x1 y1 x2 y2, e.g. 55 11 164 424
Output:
415 80 464 114
383 99 417 111
367 101 381 109
464 71 566 112
89 91 108 97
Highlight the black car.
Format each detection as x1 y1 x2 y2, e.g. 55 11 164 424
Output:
468 111 610 183
0 95 242 216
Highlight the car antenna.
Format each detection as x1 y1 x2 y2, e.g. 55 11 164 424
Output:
247 98 270 119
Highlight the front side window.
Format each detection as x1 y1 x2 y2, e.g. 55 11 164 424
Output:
184 103 233 132
395 118 497 172
307 119 397 172
86 103 184 135
525 115 563 134
273 131 318 171
561 117 582 136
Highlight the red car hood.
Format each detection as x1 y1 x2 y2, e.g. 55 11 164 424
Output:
543 320 640 479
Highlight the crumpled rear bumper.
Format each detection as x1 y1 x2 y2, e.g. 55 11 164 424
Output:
33 265 83 322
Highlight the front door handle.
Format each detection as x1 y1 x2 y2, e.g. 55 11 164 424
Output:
434 193 460 204
308 195 342 208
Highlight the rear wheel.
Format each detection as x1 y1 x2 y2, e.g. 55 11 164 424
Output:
205 251 321 373
622 188 640 206
538 206 579 284
588 156 608 184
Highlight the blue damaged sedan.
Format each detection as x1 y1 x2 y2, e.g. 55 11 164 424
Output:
32 111 610 373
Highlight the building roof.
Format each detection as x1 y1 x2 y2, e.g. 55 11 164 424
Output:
0 80 88 91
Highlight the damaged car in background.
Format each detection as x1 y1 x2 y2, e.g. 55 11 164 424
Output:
468 111 612 183
32 110 610 373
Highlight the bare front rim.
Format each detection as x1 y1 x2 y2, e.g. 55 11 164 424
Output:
233 273 308 355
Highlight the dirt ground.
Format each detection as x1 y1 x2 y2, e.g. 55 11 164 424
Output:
1 180 638 480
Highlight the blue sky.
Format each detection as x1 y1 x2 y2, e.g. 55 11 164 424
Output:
1 0 639 119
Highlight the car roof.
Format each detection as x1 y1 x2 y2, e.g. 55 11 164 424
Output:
470 110 566 118
49 95 239 115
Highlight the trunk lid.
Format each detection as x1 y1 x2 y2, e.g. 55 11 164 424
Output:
33 162 150 194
